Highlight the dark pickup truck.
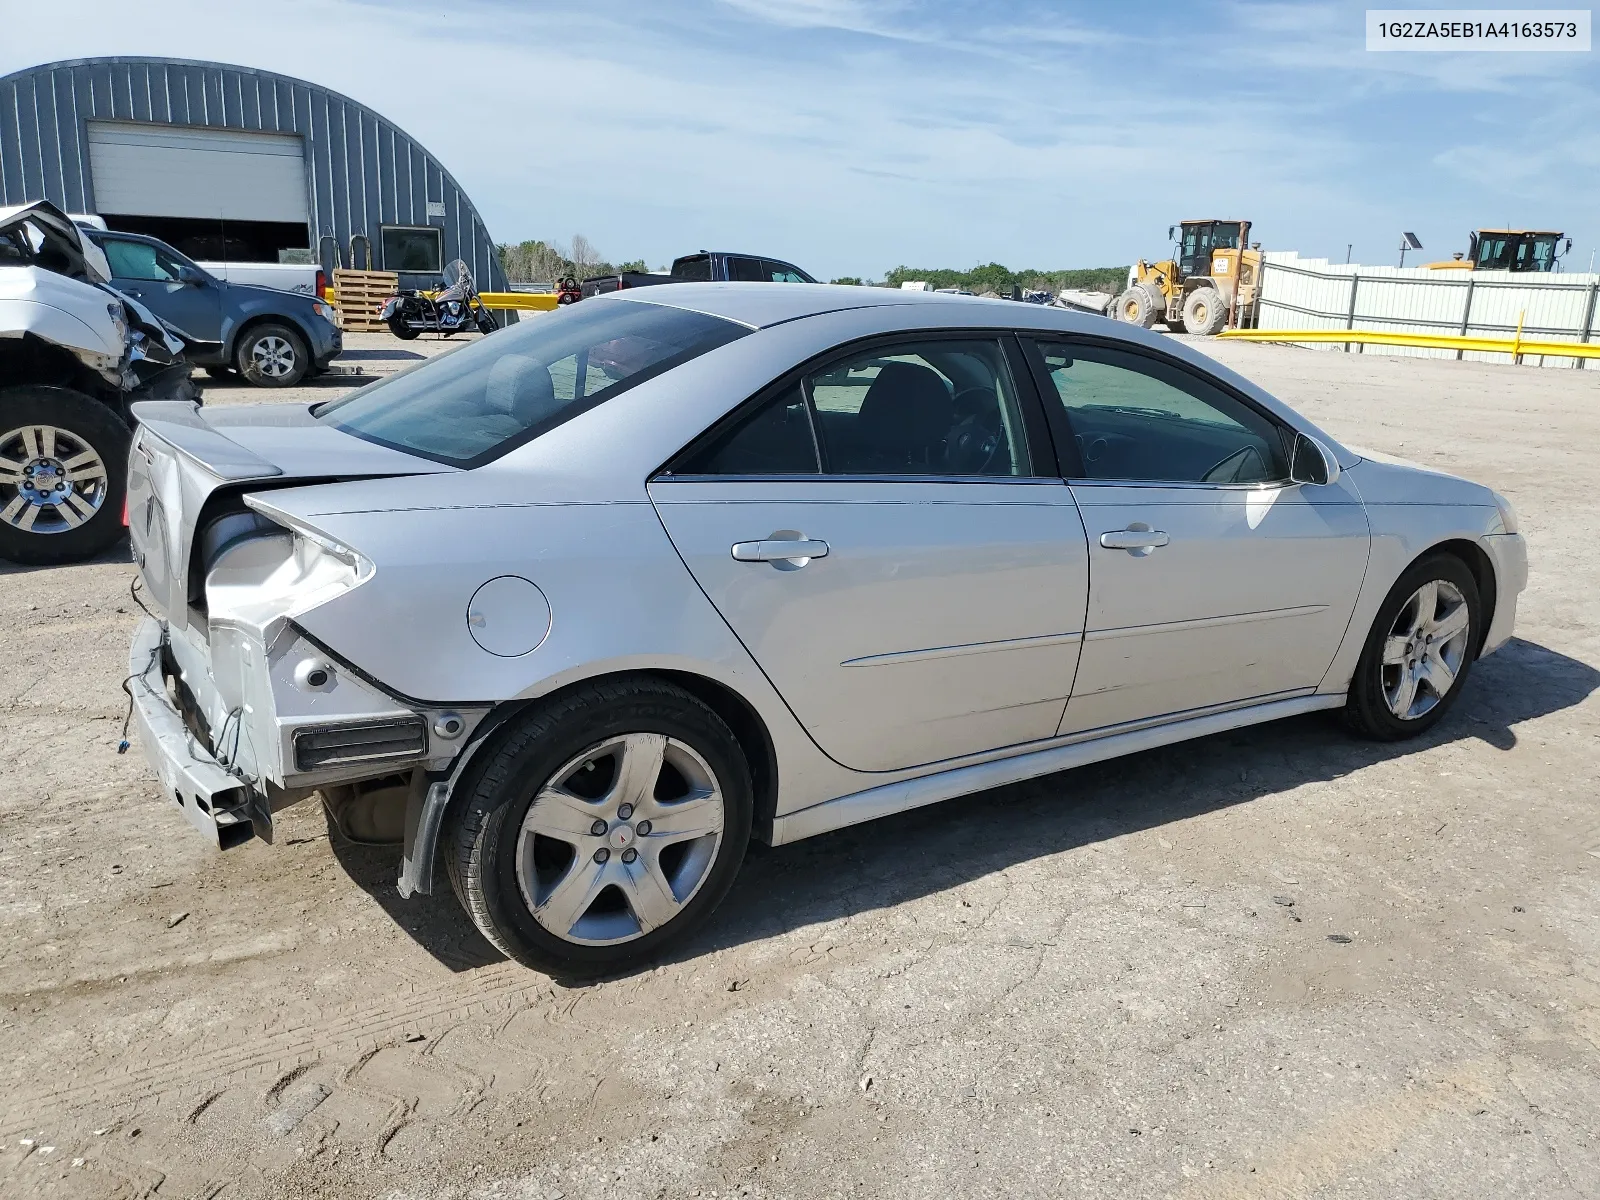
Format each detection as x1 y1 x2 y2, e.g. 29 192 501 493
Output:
581 251 817 298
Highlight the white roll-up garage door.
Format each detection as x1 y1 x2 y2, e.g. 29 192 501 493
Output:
87 122 309 223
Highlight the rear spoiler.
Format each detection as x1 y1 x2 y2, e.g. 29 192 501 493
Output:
130 401 283 481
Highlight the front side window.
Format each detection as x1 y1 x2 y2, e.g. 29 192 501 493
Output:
762 260 811 283
679 337 1031 478
103 237 181 282
1032 340 1286 485
318 300 747 467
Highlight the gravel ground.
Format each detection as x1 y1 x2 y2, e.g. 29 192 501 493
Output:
0 332 1596 1200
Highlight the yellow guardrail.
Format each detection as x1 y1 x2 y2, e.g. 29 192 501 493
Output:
323 289 559 313
1217 320 1600 361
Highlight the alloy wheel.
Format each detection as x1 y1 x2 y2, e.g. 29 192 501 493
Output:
251 335 298 379
0 425 109 536
1381 579 1471 719
515 732 726 946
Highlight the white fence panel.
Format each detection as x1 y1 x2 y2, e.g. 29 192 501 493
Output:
1255 253 1600 368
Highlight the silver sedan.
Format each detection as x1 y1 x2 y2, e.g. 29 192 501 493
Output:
124 284 1527 973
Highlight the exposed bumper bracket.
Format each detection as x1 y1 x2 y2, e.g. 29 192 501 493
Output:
129 617 261 850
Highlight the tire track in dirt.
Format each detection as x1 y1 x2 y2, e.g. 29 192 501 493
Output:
0 963 551 1138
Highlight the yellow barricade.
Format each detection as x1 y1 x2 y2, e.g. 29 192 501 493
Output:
1216 326 1600 360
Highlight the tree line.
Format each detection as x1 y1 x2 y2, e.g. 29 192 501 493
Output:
498 238 1128 296
885 262 1129 295
497 236 648 285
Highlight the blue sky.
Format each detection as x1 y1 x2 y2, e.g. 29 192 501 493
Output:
8 1 1598 278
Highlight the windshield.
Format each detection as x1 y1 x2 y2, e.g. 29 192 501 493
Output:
317 299 748 467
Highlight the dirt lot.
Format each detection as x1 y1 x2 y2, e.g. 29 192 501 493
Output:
1 331 1597 1200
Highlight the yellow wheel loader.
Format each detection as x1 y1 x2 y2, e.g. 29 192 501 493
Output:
1115 219 1263 335
1426 230 1571 273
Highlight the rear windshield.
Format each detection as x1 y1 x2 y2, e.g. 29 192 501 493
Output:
671 254 712 281
316 300 747 467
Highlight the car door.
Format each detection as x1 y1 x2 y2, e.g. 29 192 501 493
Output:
99 235 224 343
1023 337 1370 735
650 334 1090 773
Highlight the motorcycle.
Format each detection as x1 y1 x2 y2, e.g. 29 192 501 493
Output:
380 259 498 339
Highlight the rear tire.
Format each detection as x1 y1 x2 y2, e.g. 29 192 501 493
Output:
0 386 129 565
1182 286 1227 335
235 323 309 387
447 677 753 976
1344 553 1481 741
387 314 421 340
1115 287 1161 329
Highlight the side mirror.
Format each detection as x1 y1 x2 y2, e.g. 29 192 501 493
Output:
1290 432 1340 486
1167 225 1176 240
176 264 206 286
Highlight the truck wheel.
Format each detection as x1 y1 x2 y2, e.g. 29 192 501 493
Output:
0 386 130 565
236 323 309 387
386 314 420 341
1115 287 1160 328
1182 287 1228 335
447 677 753 976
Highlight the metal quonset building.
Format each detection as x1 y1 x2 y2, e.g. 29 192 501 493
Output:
0 56 506 290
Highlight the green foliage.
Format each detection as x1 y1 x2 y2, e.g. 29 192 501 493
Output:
884 262 1129 296
497 239 653 284
829 276 865 286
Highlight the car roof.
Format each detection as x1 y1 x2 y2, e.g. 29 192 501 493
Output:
608 281 1112 331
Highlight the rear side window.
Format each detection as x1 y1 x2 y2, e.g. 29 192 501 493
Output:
727 257 767 282
681 382 820 474
318 301 747 468
675 337 1032 478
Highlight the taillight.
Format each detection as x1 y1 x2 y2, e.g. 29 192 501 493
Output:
316 268 328 300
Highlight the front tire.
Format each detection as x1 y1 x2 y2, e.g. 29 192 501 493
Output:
448 678 753 975
0 387 129 565
1344 553 1481 740
235 323 309 387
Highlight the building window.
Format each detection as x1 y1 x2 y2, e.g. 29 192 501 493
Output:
380 225 443 273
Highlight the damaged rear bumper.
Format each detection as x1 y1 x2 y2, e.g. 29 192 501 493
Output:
128 616 264 849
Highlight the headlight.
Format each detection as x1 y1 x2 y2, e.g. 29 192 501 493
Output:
312 300 338 326
106 301 129 348
1491 491 1520 535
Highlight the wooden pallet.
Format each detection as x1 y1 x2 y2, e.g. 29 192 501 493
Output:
333 270 400 332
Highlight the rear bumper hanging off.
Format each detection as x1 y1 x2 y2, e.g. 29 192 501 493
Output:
128 616 263 849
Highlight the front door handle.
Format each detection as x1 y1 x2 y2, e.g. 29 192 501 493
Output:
731 537 829 566
1099 528 1170 553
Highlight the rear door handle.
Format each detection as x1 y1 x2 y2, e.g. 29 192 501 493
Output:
1099 528 1170 552
731 538 829 564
